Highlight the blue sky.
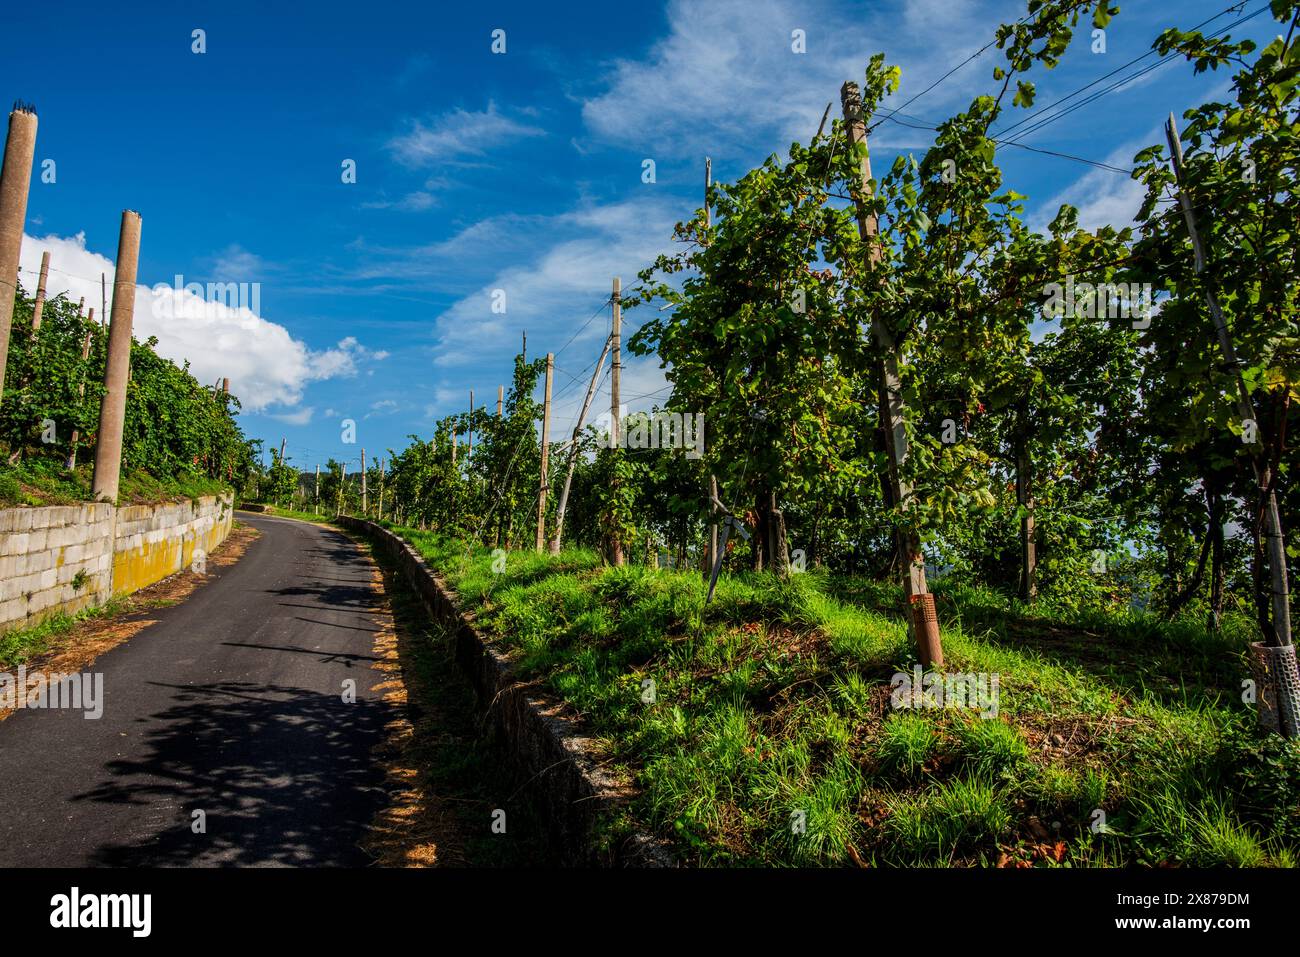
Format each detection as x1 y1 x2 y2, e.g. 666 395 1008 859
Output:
0 0 1280 474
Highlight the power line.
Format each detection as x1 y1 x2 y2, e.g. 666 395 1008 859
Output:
879 112 1136 174
993 1 1261 144
867 7 1039 133
552 294 613 360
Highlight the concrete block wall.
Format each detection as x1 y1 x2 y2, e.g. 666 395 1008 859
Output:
0 493 233 633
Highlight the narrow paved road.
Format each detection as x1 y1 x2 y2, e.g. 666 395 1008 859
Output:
0 514 395 867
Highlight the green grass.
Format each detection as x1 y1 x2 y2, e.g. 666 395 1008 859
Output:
355 527 1300 868
0 596 131 670
0 459 229 507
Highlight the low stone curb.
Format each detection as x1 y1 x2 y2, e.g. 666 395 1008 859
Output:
338 518 675 867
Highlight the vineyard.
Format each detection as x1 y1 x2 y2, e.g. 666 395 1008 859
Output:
0 0 1294 878
299 0 1300 866
0 279 254 506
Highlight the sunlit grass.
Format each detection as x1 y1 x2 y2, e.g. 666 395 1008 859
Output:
380 526 1300 868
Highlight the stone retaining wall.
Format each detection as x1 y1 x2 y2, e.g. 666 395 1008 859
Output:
0 493 234 633
338 516 675 867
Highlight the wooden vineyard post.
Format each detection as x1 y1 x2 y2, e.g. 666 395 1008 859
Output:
536 353 553 551
704 474 719 583
30 250 49 335
841 80 942 667
1165 113 1295 735
608 277 625 566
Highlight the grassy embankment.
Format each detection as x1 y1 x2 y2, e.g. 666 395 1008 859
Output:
0 459 228 508
378 527 1300 867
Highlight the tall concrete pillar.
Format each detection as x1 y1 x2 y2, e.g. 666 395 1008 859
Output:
91 210 142 503
30 250 49 334
0 105 38 406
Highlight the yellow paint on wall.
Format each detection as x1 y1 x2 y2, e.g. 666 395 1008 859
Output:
111 539 183 596
108 498 235 599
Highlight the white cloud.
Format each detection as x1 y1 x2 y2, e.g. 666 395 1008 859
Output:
207 243 268 278
388 102 545 167
362 190 438 212
268 406 315 425
18 231 375 413
1030 135 1149 234
579 0 1000 158
428 195 680 372
1032 74 1235 236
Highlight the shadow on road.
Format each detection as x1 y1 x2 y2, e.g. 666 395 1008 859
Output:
72 680 393 867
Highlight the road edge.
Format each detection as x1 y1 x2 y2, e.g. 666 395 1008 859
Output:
334 517 676 868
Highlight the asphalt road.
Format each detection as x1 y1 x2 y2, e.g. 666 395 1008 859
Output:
0 514 395 867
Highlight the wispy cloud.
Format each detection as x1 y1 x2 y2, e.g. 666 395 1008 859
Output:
362 190 438 212
388 102 545 167
579 0 1002 159
428 195 680 370
268 406 316 425
207 243 271 279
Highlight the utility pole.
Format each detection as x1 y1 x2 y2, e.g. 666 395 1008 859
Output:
498 384 504 418
551 333 612 553
361 447 367 516
841 81 941 666
378 457 385 521
29 250 49 335
1165 113 1295 732
100 273 107 327
704 156 712 229
0 104 38 410
609 276 625 566
90 210 142 504
536 353 553 551
468 390 474 462
314 463 320 515
702 156 719 581
275 439 287 505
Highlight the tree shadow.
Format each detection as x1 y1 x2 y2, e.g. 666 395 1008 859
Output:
822 574 1242 707
73 680 394 867
267 577 380 609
